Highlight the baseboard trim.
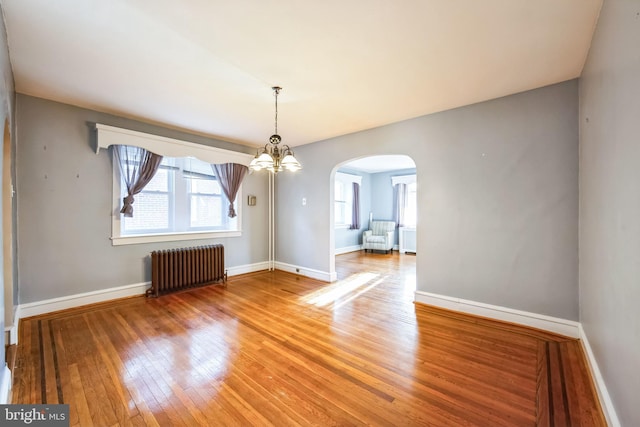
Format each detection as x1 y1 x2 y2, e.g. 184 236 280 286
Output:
3 306 19 345
20 282 151 320
578 324 621 427
0 365 11 404
335 245 362 255
275 262 335 282
16 261 273 321
414 290 580 338
226 261 270 277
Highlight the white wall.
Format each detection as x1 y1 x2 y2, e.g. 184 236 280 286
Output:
277 81 579 320
579 0 640 424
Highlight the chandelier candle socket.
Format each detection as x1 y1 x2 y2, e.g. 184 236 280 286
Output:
249 86 302 174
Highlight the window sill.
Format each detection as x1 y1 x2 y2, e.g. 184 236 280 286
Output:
111 230 241 246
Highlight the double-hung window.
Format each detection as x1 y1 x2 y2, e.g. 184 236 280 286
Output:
392 174 417 228
113 154 240 245
405 180 417 227
96 124 253 246
334 172 362 228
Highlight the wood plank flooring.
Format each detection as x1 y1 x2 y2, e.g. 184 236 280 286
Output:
11 251 605 426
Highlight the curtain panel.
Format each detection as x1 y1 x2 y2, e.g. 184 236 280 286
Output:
393 183 407 228
211 163 249 218
349 182 360 230
113 145 163 217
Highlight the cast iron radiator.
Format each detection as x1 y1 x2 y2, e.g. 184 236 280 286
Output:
147 244 227 297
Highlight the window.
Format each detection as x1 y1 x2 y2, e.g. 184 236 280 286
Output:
405 181 417 227
335 179 349 227
335 172 362 228
392 174 417 228
113 154 240 245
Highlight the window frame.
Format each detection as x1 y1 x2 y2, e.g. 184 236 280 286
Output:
391 174 417 228
111 158 243 246
96 124 253 246
334 172 362 229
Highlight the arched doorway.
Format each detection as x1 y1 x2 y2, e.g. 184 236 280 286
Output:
2 119 14 343
329 154 417 281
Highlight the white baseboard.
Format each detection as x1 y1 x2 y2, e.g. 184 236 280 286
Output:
578 324 621 427
13 261 275 326
19 282 152 320
414 290 580 338
226 261 270 277
335 245 362 255
4 307 19 345
275 262 335 282
0 365 11 404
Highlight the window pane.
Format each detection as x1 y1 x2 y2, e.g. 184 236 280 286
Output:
406 182 417 227
122 193 169 232
335 201 346 224
142 168 169 192
335 181 345 200
189 178 220 195
190 194 221 228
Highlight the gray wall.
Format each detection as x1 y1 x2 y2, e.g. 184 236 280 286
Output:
579 0 640 424
277 81 579 320
16 95 269 304
0 4 15 393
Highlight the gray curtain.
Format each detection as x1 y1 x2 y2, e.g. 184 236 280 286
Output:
113 145 163 217
211 163 249 218
349 182 360 230
393 183 407 228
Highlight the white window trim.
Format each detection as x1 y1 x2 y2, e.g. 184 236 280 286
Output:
335 172 362 229
336 172 362 186
110 165 243 246
97 124 252 246
391 174 416 186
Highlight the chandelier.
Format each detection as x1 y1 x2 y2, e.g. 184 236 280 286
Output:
249 86 302 173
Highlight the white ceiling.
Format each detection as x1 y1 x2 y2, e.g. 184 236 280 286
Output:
2 0 602 148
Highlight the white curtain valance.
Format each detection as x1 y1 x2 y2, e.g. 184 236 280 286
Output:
94 123 253 166
336 171 362 186
391 174 416 186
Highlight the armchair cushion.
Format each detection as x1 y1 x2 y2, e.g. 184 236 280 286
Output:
363 220 396 253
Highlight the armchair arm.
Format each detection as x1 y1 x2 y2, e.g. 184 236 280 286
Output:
384 231 394 244
363 230 372 239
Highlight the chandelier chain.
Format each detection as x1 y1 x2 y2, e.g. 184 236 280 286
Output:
273 86 281 135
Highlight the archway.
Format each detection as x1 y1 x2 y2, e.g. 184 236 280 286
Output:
2 119 14 343
329 154 417 281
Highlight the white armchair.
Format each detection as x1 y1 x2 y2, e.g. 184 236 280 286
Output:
363 221 396 253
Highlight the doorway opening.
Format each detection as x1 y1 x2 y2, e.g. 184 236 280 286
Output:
329 154 417 299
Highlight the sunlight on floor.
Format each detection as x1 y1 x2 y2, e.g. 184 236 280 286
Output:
300 272 380 307
403 272 416 301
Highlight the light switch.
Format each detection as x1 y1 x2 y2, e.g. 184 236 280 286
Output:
302 197 307 206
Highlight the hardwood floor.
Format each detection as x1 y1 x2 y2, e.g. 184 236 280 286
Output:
11 251 604 426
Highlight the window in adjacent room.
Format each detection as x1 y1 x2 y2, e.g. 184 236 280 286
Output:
334 172 362 228
405 180 417 227
392 174 417 228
